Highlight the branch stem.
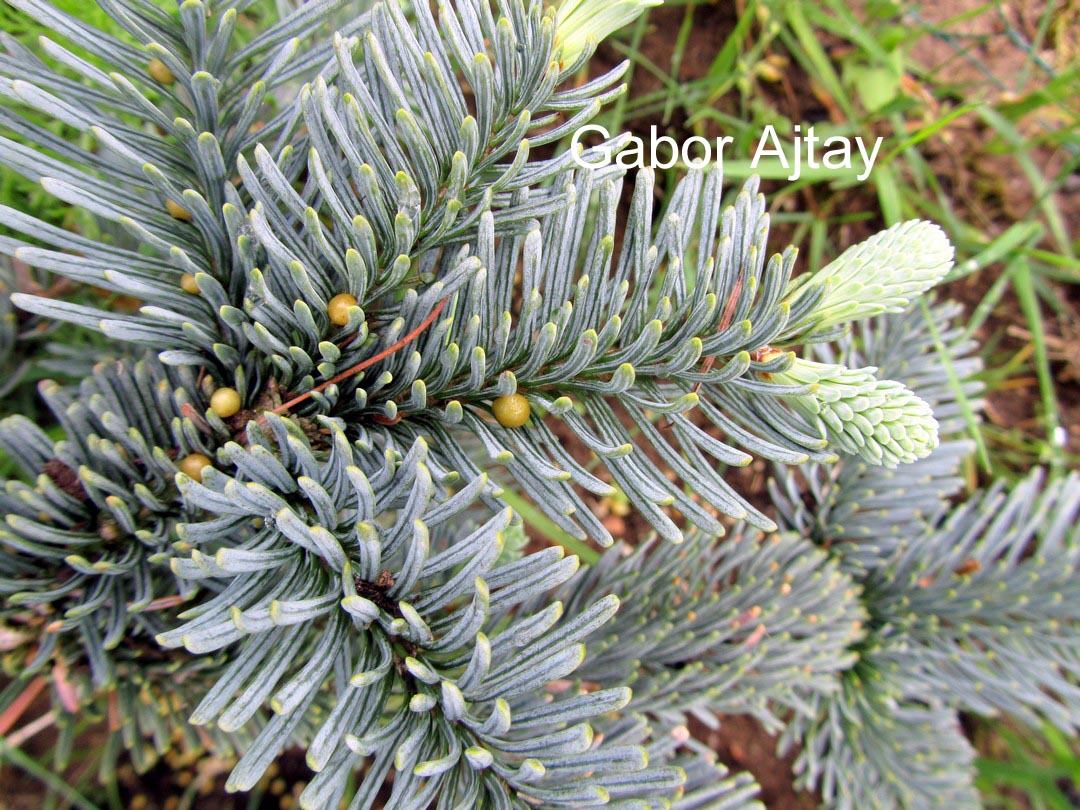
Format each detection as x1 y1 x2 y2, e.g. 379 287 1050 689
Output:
272 297 449 416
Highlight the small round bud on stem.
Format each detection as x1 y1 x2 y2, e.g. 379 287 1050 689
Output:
328 293 359 326
180 273 200 294
492 394 530 428
210 387 241 418
178 453 212 482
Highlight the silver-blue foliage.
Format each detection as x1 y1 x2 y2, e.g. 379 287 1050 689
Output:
0 1 1074 808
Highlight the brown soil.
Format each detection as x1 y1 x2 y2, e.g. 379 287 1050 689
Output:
699 715 818 810
2 1 1075 808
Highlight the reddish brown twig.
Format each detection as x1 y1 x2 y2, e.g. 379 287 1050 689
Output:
336 331 360 349
0 675 47 737
180 403 212 433
660 279 745 431
693 278 743 394
107 689 121 732
137 595 186 612
4 709 56 747
271 297 449 415
52 658 79 713
741 623 767 647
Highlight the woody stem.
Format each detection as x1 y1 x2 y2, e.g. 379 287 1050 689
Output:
271 297 449 415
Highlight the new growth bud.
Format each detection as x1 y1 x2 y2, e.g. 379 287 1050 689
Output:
554 0 662 66
784 220 954 335
774 358 940 467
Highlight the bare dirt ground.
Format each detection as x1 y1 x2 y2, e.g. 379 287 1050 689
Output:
1 2 1075 808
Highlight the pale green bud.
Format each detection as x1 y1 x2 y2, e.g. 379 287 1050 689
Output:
785 220 953 335
555 0 662 66
774 358 939 467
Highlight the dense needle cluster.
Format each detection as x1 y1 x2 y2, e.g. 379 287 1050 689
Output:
0 1 1075 808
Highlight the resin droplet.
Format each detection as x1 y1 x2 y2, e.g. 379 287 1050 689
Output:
178 453 212 482
166 199 191 221
210 387 241 419
492 394 530 428
147 58 175 85
328 293 359 326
